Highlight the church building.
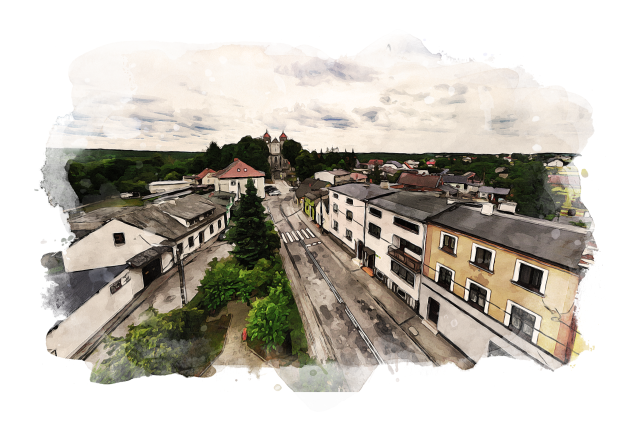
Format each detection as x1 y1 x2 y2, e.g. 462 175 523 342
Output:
263 130 291 178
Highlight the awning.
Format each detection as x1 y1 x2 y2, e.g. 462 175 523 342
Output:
127 246 173 268
363 247 375 256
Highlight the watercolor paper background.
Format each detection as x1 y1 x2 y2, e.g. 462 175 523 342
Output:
4 0 636 424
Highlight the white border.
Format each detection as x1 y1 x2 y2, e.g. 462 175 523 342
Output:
470 242 496 272
435 262 455 292
512 259 549 295
439 231 458 255
504 300 543 345
464 278 492 314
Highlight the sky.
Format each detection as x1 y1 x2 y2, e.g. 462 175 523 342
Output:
47 34 593 154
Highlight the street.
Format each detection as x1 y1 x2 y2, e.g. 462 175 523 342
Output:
264 180 435 391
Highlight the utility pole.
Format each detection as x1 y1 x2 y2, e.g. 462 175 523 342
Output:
177 245 187 306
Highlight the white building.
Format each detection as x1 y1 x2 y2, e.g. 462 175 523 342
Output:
326 183 397 262
364 192 450 310
314 169 351 186
210 158 265 198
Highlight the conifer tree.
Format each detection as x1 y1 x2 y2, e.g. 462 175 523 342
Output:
227 178 280 268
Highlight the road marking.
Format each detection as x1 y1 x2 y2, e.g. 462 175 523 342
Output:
306 228 316 238
291 232 299 241
296 230 305 240
344 306 384 365
285 232 293 243
300 229 310 239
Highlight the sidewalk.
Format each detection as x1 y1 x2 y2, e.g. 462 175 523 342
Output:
296 212 474 370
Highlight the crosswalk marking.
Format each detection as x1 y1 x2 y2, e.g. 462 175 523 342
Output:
279 227 324 245
300 229 310 239
306 228 316 238
296 230 304 240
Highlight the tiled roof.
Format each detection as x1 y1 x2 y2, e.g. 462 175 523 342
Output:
397 173 442 189
214 159 265 179
197 168 216 180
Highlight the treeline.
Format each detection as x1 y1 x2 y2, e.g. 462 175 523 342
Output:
65 136 274 204
285 144 358 181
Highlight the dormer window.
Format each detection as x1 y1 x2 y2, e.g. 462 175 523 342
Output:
237 168 241 172
231 181 236 186
113 233 125 246
244 168 247 172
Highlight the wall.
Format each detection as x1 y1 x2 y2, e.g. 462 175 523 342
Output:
423 223 580 362
63 220 166 272
326 189 364 254
46 267 142 358
149 182 190 193
174 213 226 260
215 177 265 198
364 206 425 303
314 171 335 185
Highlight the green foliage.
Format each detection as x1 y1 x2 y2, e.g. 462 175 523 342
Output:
90 305 206 384
164 171 182 181
371 164 381 184
246 276 292 353
227 178 280 268
282 139 303 164
197 257 251 313
569 220 587 228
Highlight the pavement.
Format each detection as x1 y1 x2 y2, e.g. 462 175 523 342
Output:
200 300 265 378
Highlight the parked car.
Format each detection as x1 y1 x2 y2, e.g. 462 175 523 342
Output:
270 190 281 196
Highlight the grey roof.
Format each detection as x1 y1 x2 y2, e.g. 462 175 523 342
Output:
442 175 470 184
429 205 590 270
155 194 217 220
118 198 224 240
127 246 173 268
329 183 398 201
68 207 140 225
479 186 510 195
327 169 350 176
441 184 459 194
296 178 331 199
46 264 129 317
368 191 451 222
385 160 403 168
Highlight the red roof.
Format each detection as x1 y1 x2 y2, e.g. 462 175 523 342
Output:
548 175 581 186
263 130 270 138
397 173 442 189
367 159 384 165
214 158 265 179
196 168 216 180
280 131 287 138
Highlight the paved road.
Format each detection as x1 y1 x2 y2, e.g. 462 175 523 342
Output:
264 180 433 391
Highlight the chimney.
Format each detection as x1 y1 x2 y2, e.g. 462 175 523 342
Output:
234 158 239 161
481 203 496 216
380 180 389 189
498 201 517 214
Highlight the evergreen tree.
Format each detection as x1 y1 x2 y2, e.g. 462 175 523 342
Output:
371 164 382 184
227 178 280 268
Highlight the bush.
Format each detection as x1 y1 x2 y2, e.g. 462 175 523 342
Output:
246 275 292 353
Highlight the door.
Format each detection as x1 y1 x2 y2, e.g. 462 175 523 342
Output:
367 251 375 268
357 241 364 260
427 298 440 326
198 231 205 245
142 258 162 287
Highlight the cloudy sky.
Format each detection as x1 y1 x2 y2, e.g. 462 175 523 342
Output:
47 34 593 154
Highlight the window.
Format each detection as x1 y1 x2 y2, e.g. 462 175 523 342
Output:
218 220 222 228
346 229 352 241
210 224 214 234
435 263 454 291
199 231 204 244
177 243 183 255
237 168 241 172
393 216 420 234
333 220 338 231
398 237 422 256
231 181 236 186
391 260 415 287
505 302 541 343
244 168 247 172
333 203 338 213
346 198 353 205
113 233 125 246
470 243 495 272
439 232 457 255
369 207 382 218
333 193 338 199
464 279 491 314
110 279 124 294
346 210 353 221
512 260 548 294
368 223 381 239
188 236 194 247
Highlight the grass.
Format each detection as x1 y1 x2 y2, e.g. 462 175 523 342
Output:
83 198 144 213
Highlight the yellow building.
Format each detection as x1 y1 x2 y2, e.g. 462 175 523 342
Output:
419 202 592 369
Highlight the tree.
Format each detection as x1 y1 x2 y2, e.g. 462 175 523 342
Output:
164 171 181 181
203 141 222 170
90 305 205 384
246 276 292 353
282 139 302 164
198 257 253 312
227 178 280 268
371 164 381 184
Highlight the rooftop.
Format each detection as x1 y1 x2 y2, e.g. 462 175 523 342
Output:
149 180 191 186
155 194 218 221
214 159 265 179
68 207 140 224
329 183 398 201
442 175 471 184
478 186 511 195
397 173 442 189
295 178 331 199
369 191 451 222
429 205 590 270
46 264 129 317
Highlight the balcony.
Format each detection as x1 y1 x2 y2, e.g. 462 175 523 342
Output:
388 245 421 273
